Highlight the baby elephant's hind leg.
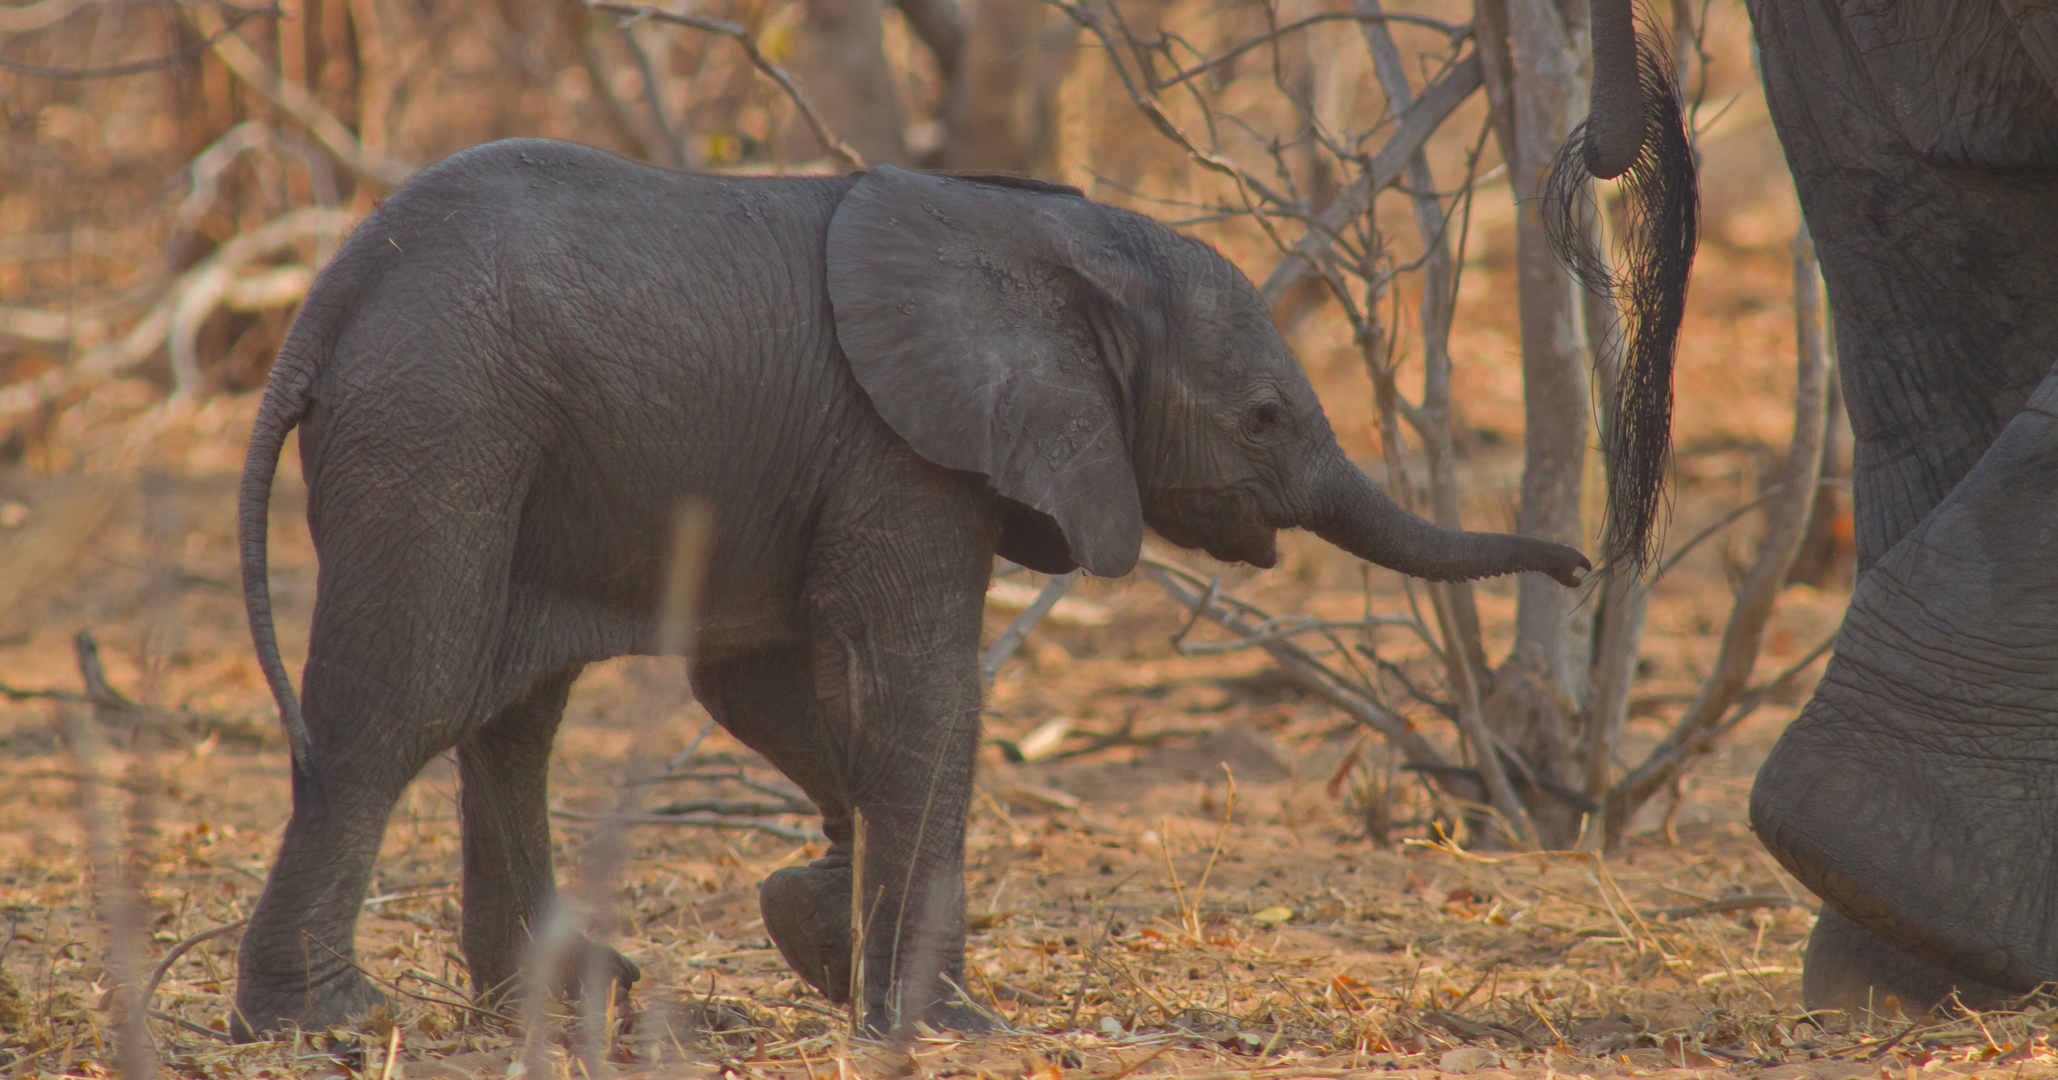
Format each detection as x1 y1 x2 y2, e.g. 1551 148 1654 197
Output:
233 755 410 1039
692 647 853 1003
456 664 639 1009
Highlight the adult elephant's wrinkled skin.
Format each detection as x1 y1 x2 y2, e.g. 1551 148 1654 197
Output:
231 141 1590 1039
1582 0 2058 1014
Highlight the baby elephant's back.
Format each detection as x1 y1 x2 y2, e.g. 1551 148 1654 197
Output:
315 140 859 438
290 142 880 630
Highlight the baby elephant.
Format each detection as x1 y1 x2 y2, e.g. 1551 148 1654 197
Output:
234 139 1587 1037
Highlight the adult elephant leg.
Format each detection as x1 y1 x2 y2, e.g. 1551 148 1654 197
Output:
455 663 639 1008
1745 0 2058 1007
692 646 855 1003
1752 369 2058 1002
1802 908 2014 1015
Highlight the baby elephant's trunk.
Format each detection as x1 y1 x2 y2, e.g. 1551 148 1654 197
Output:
1307 458 1589 587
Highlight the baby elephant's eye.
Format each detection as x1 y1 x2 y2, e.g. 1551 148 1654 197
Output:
1246 401 1284 432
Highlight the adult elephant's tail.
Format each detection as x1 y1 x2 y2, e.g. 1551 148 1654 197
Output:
1543 3 1698 572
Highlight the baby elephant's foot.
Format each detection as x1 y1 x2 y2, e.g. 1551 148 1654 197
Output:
549 937 642 1011
760 862 853 1003
232 966 387 1042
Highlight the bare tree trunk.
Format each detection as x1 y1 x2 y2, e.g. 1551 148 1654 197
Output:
1465 0 1588 847
1474 0 1593 847
1504 0 1592 694
1787 328 1850 588
895 0 967 89
941 0 1072 174
942 0 1039 171
788 0 912 166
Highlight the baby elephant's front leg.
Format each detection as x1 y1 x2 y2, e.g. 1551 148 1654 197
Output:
759 747 987 1034
794 540 993 1033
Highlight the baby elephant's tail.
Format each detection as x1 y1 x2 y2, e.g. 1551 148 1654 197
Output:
240 336 320 790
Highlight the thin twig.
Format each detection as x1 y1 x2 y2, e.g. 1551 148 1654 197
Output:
550 808 822 842
585 2 865 170
1156 11 1465 90
1613 628 1837 810
1641 485 1787 589
1141 555 1450 773
0 5 280 79
301 935 520 1025
1174 614 1413 655
0 208 357 416
141 919 248 1009
1258 54 1483 308
1648 894 1804 920
148 1008 233 1044
187 6 417 185
982 570 1082 686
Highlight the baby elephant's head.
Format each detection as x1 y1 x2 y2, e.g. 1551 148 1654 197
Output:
827 166 1589 587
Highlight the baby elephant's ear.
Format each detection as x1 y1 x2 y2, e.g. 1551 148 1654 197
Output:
826 165 1144 578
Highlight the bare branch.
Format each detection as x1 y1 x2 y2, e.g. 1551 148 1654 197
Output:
620 23 687 167
0 0 87 33
1141 554 1451 773
1359 0 1494 693
587 1 866 171
188 5 419 186
1159 11 1465 92
1642 485 1787 587
0 4 278 79
1429 582 1537 847
1052 0 1298 208
1612 628 1837 813
142 919 249 1010
1258 52 1482 308
1173 614 1414 656
982 570 1082 686
0 208 356 415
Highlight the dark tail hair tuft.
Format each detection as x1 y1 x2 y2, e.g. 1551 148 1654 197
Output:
1543 21 1698 574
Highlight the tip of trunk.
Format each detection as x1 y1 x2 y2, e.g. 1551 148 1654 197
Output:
1309 463 1591 586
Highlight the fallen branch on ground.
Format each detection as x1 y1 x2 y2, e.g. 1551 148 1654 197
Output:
1648 894 1805 920
551 808 822 842
645 797 813 817
142 919 249 1010
5 630 278 747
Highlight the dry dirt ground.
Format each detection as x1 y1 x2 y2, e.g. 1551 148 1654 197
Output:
0 252 2051 1079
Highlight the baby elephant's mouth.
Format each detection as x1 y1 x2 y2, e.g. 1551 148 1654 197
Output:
1153 488 1281 568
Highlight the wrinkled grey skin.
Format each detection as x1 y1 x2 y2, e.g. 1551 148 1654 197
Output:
1590 0 2058 1014
233 140 1589 1038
